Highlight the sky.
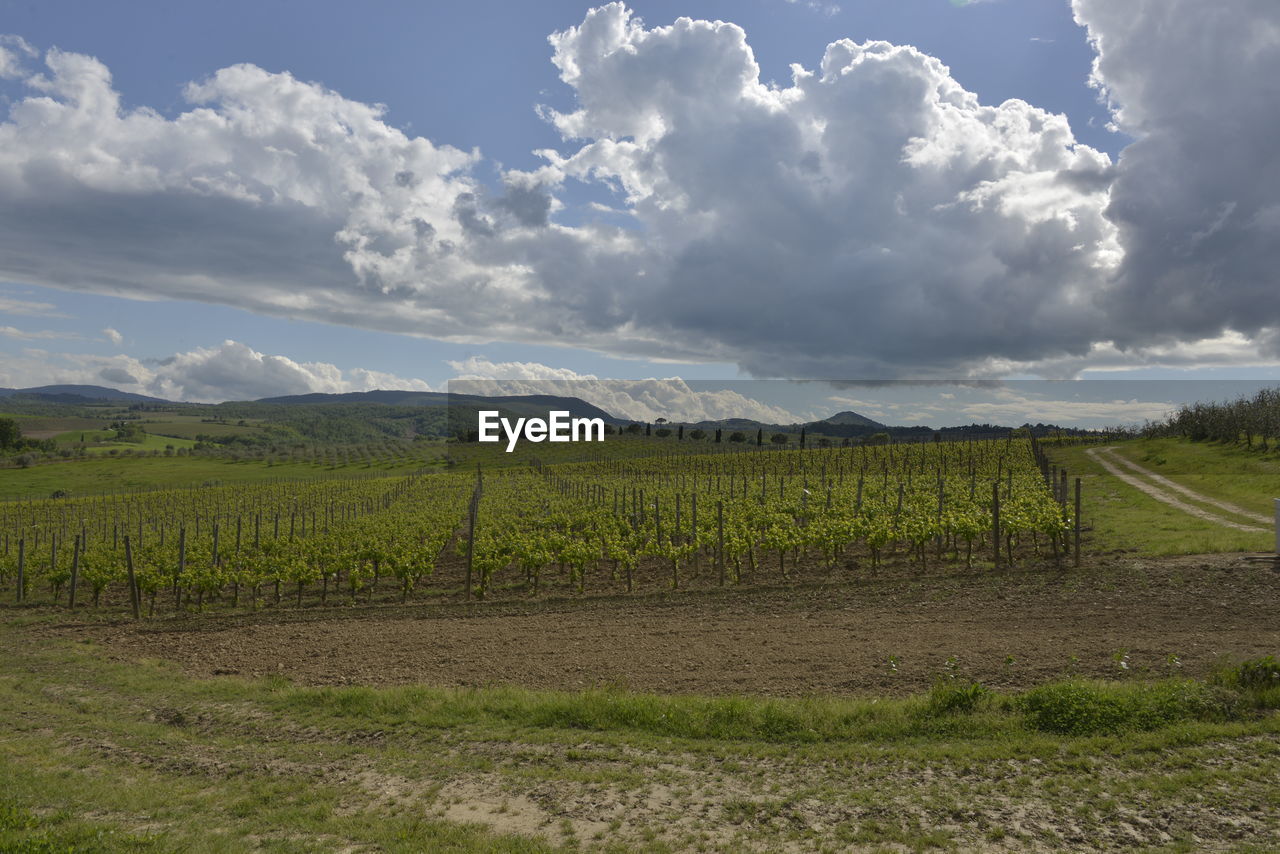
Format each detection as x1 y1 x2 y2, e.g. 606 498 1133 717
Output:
1 0 1278 425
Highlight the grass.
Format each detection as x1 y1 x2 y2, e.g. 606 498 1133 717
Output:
140 418 267 440
1 617 1277 851
0 435 749 500
1110 437 1280 519
1047 438 1274 554
1 412 108 438
50 429 200 453
0 453 438 501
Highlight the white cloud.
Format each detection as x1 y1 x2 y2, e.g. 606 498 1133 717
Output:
0 339 435 402
0 294 66 317
0 34 35 79
784 0 842 16
0 2 1276 378
983 331 1280 378
0 326 80 341
448 357 803 423
953 394 1174 427
102 327 123 346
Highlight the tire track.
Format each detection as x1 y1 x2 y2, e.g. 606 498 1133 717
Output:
1086 447 1268 533
1097 448 1272 525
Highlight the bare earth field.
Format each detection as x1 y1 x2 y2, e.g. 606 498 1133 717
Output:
9 552 1280 852
51 552 1280 696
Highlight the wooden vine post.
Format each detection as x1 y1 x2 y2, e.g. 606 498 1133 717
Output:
124 535 141 620
16 538 24 603
1074 478 1082 568
68 534 80 609
991 481 1001 569
465 465 483 601
717 500 725 586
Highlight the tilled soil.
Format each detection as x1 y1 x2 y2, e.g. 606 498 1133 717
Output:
47 552 1280 695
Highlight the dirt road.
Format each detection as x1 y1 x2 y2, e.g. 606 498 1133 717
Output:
1087 446 1268 532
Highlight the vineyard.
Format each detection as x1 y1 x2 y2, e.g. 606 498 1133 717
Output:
0 436 1080 615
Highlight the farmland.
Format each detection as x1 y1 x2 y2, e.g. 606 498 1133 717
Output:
1 438 1072 614
2 426 1279 852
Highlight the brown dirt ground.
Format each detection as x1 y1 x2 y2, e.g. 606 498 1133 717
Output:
44 552 1280 695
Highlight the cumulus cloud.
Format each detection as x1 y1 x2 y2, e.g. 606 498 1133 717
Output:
98 366 137 385
541 5 1119 375
448 357 803 423
0 339 435 402
1073 0 1280 351
102 327 123 346
0 2 1276 378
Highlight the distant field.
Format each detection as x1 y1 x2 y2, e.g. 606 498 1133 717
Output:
0 453 439 500
2 413 110 439
141 417 266 440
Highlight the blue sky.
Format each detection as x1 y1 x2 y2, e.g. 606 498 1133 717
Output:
1 0 1277 424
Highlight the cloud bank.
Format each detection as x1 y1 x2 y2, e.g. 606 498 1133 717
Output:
448 357 803 423
0 340 432 402
0 1 1276 377
0 340 802 422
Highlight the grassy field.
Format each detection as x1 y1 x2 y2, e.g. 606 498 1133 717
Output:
1 432 732 501
1 618 1277 852
49 429 200 453
3 434 1278 850
1046 438 1275 555
1 412 111 439
140 416 269 440
1109 438 1280 519
0 453 442 500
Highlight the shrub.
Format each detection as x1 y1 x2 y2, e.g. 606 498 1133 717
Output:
1020 679 1239 736
925 678 990 716
1213 655 1280 690
1212 655 1280 708
728 431 746 443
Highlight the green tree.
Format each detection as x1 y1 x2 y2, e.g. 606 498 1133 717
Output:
0 417 19 450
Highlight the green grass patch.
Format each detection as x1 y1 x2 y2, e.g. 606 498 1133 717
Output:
1111 437 1280 518
50 430 199 453
0 454 429 500
1019 679 1243 736
141 419 266 440
2 622 1278 852
1047 439 1274 554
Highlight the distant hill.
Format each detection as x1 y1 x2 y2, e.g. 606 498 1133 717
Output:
691 410 888 435
0 384 170 404
821 410 887 429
